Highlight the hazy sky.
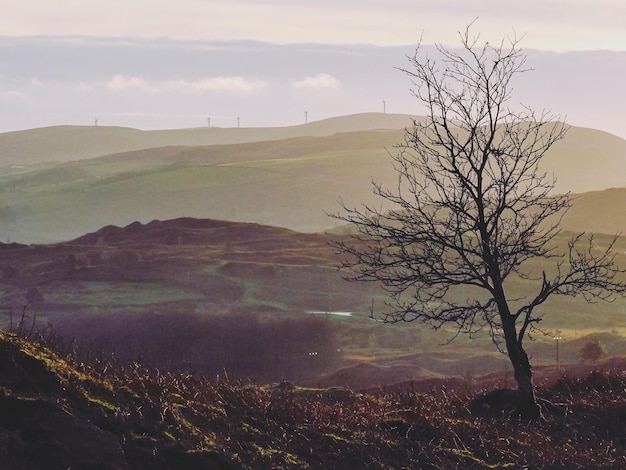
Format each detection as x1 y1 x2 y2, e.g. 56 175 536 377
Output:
1 1 625 136
2 1 625 51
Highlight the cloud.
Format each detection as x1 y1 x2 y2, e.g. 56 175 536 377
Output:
25 77 43 87
0 77 42 101
292 73 341 90
0 90 30 100
105 74 267 94
169 76 268 93
106 74 158 92
1 1 626 51
257 1 626 50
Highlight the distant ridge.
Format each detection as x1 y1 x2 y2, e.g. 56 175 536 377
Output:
0 113 416 165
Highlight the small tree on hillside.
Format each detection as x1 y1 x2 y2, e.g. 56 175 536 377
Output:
579 336 605 366
332 25 625 419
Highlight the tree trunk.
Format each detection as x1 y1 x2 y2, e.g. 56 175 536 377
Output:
494 283 542 420
500 315 541 420
509 342 542 420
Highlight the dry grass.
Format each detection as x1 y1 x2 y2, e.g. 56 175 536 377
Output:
3 330 626 469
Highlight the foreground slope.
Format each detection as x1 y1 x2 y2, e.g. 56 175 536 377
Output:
2 330 626 469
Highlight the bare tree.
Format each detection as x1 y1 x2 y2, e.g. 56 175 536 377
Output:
332 26 625 419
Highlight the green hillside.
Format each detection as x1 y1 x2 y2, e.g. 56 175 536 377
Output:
0 129 405 242
0 115 624 244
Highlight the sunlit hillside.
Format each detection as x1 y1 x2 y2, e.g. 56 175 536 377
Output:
0 114 624 244
543 126 626 194
562 187 626 235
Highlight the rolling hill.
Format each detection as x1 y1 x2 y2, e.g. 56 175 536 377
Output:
0 113 623 244
0 112 416 165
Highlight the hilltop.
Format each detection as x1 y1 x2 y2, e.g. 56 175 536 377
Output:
0 113 415 165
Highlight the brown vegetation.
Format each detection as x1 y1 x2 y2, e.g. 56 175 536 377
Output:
2 331 626 469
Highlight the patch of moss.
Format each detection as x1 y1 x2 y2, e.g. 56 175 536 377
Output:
451 448 516 469
85 394 117 411
252 444 305 467
323 432 353 444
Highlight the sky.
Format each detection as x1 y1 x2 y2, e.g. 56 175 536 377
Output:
2 1 625 51
1 1 625 136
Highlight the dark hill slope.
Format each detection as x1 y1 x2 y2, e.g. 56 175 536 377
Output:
0 217 351 315
3 331 626 469
0 218 365 382
69 217 318 248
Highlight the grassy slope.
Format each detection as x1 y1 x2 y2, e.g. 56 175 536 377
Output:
545 126 626 194
0 129 404 242
0 120 624 244
562 187 626 235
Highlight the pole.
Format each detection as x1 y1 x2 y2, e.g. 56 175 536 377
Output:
553 336 562 374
